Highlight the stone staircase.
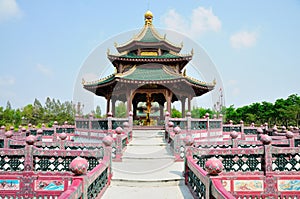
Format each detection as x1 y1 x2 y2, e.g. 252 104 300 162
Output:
102 130 193 199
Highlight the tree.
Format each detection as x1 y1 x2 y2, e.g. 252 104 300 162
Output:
115 102 127 118
191 107 213 118
94 105 102 118
171 106 181 118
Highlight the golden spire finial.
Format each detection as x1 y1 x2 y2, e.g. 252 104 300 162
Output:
144 10 153 25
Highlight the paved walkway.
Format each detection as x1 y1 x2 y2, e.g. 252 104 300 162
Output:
102 130 193 199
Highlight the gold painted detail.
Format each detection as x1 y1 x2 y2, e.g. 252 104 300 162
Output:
141 51 158 56
144 10 153 25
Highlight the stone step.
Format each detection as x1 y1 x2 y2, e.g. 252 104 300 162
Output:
122 155 174 160
102 185 194 199
111 178 185 187
127 143 167 146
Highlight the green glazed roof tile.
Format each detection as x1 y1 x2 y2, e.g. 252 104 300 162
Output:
123 67 180 81
139 27 160 43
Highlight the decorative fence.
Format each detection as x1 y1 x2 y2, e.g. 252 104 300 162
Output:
184 133 300 198
75 112 133 140
0 129 113 199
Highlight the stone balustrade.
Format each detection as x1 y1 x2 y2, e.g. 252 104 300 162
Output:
0 128 113 198
184 133 300 198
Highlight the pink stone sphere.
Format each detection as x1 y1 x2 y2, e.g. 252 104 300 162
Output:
260 134 272 145
286 131 294 139
69 157 89 175
186 112 191 117
37 129 43 135
107 112 113 117
165 111 170 117
5 130 13 138
230 131 239 139
129 111 133 116
123 122 129 128
168 122 174 127
173 126 181 134
59 132 67 140
26 135 36 145
205 157 224 175
183 135 194 146
115 127 123 134
102 136 114 147
257 127 263 134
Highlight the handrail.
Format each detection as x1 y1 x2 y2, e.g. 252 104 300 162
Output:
58 179 83 199
211 178 235 199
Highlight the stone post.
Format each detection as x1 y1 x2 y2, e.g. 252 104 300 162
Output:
128 111 133 137
204 157 224 199
53 121 58 142
164 112 170 142
24 135 36 171
114 127 123 162
260 135 277 198
286 131 294 147
230 131 239 148
59 133 67 150
4 129 13 148
186 112 192 136
205 113 210 138
240 120 245 140
167 121 174 143
173 126 182 161
123 122 129 144
102 136 114 181
183 135 194 185
107 112 113 135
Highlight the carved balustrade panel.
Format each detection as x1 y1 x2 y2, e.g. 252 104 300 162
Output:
243 128 257 135
87 168 108 199
0 155 24 171
209 121 221 129
188 170 206 199
91 121 108 130
271 147 300 172
191 121 207 130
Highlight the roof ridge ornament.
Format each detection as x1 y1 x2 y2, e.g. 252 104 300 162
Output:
144 10 153 25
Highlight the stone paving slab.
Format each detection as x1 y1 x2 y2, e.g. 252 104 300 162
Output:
102 185 193 199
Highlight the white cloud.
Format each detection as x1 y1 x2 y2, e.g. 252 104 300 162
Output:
230 31 258 49
36 64 53 77
161 7 221 38
0 0 22 22
0 76 15 86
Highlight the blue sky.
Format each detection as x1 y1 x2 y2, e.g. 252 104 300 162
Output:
0 0 299 112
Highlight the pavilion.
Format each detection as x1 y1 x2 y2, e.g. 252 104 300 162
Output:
83 11 215 125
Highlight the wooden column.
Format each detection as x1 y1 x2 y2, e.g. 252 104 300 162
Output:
126 91 132 116
166 91 172 115
181 97 186 118
160 104 164 121
111 98 116 117
106 96 111 114
187 96 191 113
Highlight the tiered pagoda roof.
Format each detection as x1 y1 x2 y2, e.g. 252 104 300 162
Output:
83 11 215 99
